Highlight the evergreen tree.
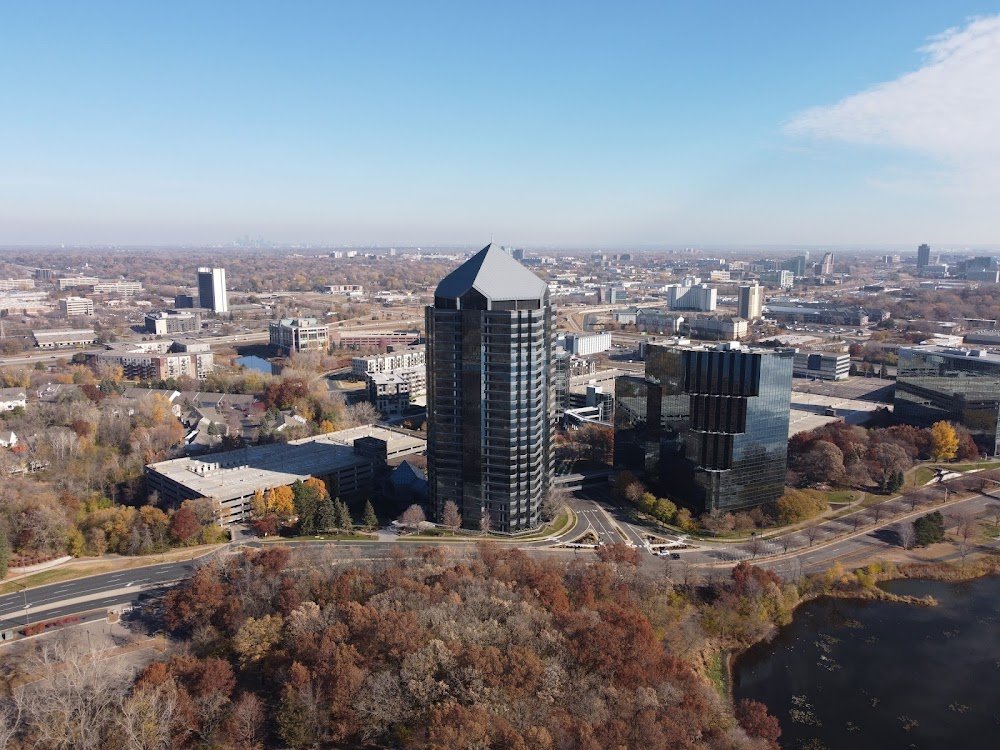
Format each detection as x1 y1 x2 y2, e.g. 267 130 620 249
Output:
334 498 353 531
291 480 322 535
363 500 379 530
914 511 945 546
315 496 336 532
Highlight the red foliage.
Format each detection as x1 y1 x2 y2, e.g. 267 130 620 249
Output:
731 561 782 597
168 504 201 543
735 698 782 747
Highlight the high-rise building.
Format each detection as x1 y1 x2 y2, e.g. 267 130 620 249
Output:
817 252 834 276
615 342 793 512
197 268 228 313
917 244 931 268
426 243 555 532
737 283 763 321
668 284 717 311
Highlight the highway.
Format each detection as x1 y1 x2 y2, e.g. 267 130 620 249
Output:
2 489 996 635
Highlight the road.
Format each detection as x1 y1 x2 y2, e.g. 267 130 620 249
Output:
3 489 996 634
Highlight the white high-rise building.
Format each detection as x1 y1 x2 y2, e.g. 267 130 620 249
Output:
197 268 228 313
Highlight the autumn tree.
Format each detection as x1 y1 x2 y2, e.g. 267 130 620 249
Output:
168 502 201 544
735 698 781 749
929 421 959 462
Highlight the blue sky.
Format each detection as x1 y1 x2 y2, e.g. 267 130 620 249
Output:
2 2 998 247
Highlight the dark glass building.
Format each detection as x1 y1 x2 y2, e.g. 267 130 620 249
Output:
615 342 793 511
895 345 1000 456
426 243 555 532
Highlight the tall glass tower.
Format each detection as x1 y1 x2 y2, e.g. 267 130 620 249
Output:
426 243 555 532
197 267 228 313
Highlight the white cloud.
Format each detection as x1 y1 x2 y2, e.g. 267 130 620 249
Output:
786 15 1000 174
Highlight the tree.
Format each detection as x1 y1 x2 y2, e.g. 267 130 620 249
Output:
866 442 911 492
334 498 353 531
775 488 827 524
233 614 284 668
795 441 846 486
398 504 425 532
315 496 337 532
896 521 916 550
929 421 959 462
674 507 694 531
362 500 379 530
168 503 201 544
479 511 492 535
442 500 461 533
291 480 323 535
268 486 296 519
914 511 946 546
653 498 677 524
0 531 8 578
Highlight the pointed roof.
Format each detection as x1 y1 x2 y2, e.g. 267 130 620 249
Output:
435 243 549 304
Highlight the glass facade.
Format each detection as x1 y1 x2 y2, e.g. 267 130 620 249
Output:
615 343 793 511
426 251 555 533
895 346 1000 456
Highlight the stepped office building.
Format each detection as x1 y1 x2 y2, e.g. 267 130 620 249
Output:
616 342 793 511
426 244 555 532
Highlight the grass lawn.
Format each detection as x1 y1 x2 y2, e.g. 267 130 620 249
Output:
706 650 726 699
935 460 1000 473
1 544 227 595
268 533 377 542
825 490 857 505
913 466 938 486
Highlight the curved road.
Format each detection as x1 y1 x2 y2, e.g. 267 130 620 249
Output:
2 489 996 635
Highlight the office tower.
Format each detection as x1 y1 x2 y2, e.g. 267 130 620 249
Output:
737 283 764 321
818 252 834 276
197 267 228 313
895 345 1000 456
917 244 931 268
426 243 554 532
614 342 793 511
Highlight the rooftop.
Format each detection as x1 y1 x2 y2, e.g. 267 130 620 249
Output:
435 243 549 305
146 425 425 502
903 344 1000 364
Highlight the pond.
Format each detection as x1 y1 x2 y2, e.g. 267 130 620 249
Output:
234 355 279 376
733 576 1000 749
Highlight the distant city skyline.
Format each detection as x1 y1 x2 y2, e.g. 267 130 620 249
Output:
2 3 999 247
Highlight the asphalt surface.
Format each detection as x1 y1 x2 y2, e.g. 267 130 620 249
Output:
3 489 997 634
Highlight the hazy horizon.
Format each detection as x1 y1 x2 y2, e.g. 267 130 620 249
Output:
3 3 999 247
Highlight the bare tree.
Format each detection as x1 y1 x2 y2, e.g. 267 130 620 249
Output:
805 524 821 547
541 488 571 522
479 511 492 536
949 510 978 566
779 534 793 555
397 504 426 533
19 641 130 750
987 503 1000 529
871 502 884 525
744 535 764 560
115 681 178 750
896 521 916 550
441 500 461 534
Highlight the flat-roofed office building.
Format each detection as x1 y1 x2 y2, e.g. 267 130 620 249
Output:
895 345 1000 455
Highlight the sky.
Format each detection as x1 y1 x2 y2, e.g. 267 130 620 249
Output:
1 1 999 248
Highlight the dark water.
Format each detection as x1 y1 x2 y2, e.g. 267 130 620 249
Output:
733 577 1000 749
234 355 279 375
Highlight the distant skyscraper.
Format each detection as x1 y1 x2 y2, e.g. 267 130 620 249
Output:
426 243 555 532
817 252 834 276
737 283 764 321
917 243 931 268
197 268 228 313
